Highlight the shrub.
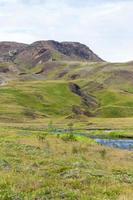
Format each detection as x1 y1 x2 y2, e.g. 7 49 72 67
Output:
61 133 77 142
99 149 107 159
37 132 48 142
67 122 74 134
23 108 36 119
72 146 79 154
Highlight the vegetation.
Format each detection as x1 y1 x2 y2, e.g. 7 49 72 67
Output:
0 125 132 199
2 60 133 119
0 80 83 122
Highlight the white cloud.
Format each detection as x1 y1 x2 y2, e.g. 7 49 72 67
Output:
0 0 132 62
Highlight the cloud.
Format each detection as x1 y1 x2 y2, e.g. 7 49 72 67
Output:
0 0 132 62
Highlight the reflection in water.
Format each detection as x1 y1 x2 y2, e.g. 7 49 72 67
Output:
95 139 133 150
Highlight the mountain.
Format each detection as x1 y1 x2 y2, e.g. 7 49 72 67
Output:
0 40 133 121
0 40 103 66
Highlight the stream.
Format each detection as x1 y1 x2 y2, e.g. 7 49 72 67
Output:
95 138 133 150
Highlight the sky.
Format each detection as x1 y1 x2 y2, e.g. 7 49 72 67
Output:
0 0 133 62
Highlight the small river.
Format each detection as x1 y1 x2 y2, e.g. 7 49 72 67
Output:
95 139 133 150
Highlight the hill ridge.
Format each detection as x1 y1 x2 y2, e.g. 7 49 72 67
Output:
0 40 103 64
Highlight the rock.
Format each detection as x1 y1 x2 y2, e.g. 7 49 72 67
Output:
69 83 98 109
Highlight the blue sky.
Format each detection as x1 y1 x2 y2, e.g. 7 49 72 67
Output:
0 0 133 62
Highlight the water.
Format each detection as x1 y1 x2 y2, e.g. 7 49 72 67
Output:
95 139 133 150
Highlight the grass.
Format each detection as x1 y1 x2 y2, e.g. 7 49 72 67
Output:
0 80 84 122
95 89 133 117
0 125 132 199
82 130 133 139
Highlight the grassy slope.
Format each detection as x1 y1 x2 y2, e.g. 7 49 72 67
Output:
0 80 83 122
57 61 133 118
26 61 133 118
94 90 133 117
1 61 133 119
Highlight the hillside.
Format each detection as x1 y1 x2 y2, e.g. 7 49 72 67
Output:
0 40 133 120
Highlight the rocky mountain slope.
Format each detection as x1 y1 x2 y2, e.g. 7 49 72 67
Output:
0 40 103 65
0 42 27 62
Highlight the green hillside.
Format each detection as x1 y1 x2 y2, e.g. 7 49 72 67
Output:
1 61 133 120
0 80 85 122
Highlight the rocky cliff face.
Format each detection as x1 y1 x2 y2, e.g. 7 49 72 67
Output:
0 40 103 66
58 41 102 61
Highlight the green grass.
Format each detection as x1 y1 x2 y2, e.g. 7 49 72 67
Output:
95 90 133 117
0 80 83 122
